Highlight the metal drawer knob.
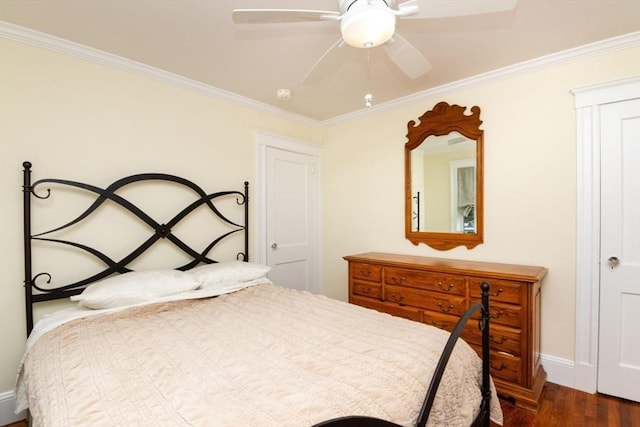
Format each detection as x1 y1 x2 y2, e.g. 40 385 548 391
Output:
437 282 455 291
491 362 507 371
490 335 508 344
359 268 371 277
437 302 455 313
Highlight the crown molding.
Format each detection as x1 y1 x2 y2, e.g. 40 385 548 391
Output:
2 20 638 128
324 31 640 126
0 21 321 127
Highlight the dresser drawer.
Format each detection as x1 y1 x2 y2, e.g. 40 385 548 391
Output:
469 278 523 305
351 262 382 282
472 299 523 329
384 267 466 296
352 280 382 299
470 347 522 383
351 295 421 322
421 310 459 332
385 285 467 316
490 351 521 383
463 323 522 356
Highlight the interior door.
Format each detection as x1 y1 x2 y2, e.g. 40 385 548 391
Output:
597 97 640 402
265 146 319 293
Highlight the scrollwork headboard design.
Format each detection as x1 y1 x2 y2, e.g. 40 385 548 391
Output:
22 161 249 334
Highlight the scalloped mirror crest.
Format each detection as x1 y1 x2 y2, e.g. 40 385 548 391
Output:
405 102 484 250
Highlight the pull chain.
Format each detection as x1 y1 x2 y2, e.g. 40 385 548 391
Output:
364 47 373 108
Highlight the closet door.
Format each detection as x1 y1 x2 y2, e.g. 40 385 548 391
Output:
255 132 321 294
265 146 319 293
598 97 640 402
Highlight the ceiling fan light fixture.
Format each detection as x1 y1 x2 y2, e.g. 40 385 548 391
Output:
340 5 396 48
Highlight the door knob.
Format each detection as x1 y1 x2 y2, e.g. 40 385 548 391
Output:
608 256 620 270
271 243 278 249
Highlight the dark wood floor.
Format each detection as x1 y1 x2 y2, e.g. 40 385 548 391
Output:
492 382 640 426
3 383 639 426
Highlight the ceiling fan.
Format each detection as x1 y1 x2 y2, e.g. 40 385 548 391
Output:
232 0 518 83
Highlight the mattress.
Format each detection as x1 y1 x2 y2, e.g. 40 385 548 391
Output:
16 283 503 426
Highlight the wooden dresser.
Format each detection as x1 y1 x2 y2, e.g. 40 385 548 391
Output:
344 252 548 411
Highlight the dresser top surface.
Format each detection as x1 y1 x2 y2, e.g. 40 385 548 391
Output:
344 252 548 282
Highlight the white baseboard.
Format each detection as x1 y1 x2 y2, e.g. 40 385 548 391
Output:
0 390 26 426
540 353 581 390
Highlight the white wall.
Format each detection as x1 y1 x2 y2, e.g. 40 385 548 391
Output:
0 38 320 403
321 46 640 370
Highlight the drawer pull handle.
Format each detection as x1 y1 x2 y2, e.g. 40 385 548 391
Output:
491 362 507 371
429 320 449 329
490 288 505 297
388 293 405 304
437 282 455 291
359 269 371 277
357 285 372 294
437 302 455 313
391 276 405 285
491 310 505 319
490 335 508 344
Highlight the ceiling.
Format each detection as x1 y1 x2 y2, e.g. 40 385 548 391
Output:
1 0 639 122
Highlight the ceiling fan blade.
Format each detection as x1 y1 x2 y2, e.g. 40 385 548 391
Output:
398 0 517 19
383 34 431 79
232 9 340 24
302 39 345 84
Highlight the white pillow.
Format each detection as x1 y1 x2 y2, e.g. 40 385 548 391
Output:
187 261 271 289
71 269 201 310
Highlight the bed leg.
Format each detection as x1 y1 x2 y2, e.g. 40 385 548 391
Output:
23 161 34 336
480 282 491 427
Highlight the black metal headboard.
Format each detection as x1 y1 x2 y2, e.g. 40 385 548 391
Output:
22 161 249 334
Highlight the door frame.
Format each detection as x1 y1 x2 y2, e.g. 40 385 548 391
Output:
573 76 640 393
254 131 323 290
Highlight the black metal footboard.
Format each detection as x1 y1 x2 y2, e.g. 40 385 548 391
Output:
417 282 492 427
313 282 492 427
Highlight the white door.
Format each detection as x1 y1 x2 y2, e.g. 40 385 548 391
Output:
263 143 319 293
598 98 640 402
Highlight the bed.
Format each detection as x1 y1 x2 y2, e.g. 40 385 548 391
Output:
15 161 503 427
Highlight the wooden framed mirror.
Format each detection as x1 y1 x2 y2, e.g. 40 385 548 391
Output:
405 102 484 250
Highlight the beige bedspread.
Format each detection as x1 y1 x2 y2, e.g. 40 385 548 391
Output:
18 284 503 426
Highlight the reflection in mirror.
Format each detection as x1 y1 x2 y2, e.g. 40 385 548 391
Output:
405 102 483 250
411 133 476 233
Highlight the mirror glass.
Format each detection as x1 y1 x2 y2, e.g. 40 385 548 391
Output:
405 102 483 250
410 133 476 233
